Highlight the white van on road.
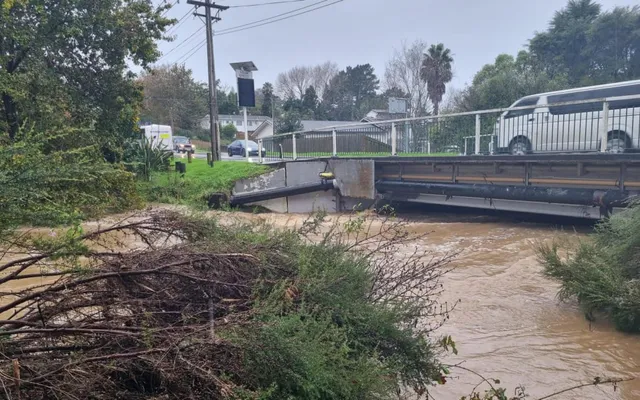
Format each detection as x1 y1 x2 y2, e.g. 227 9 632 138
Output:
141 124 173 150
496 80 640 155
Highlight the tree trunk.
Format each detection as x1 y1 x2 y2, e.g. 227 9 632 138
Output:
2 92 19 141
433 102 439 116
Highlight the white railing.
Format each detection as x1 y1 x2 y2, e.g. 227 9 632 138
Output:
258 94 640 163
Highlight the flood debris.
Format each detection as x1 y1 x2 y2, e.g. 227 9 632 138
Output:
0 211 455 399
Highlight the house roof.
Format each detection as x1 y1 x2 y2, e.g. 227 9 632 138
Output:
251 119 273 138
300 120 363 131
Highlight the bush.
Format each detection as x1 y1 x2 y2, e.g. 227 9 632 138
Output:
122 135 173 181
0 211 452 399
538 202 640 332
0 129 141 230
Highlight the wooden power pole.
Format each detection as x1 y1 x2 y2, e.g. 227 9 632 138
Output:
187 0 228 164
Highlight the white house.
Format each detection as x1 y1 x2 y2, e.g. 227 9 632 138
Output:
199 114 271 136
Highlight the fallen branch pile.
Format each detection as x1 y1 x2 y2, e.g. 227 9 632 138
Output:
0 212 297 399
0 210 455 399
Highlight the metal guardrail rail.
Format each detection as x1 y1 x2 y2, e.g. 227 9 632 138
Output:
258 94 640 163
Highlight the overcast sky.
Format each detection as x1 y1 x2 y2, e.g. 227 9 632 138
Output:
153 0 637 94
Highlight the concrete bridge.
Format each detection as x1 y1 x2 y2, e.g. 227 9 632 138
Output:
229 153 640 219
226 93 640 218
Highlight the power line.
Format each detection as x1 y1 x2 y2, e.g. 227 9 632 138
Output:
174 39 207 64
216 0 328 34
166 6 196 35
227 0 308 8
161 0 180 16
168 0 343 64
157 26 205 62
216 0 342 36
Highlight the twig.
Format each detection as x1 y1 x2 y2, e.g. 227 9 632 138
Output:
536 377 634 400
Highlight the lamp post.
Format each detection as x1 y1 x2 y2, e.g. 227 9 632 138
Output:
230 62 258 161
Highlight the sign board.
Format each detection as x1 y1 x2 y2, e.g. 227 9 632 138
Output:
389 97 408 114
236 69 253 79
237 78 256 108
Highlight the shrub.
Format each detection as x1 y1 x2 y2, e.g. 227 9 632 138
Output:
0 129 141 230
123 135 173 181
538 202 640 332
0 211 452 399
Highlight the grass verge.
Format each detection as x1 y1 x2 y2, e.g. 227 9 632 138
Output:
139 158 269 207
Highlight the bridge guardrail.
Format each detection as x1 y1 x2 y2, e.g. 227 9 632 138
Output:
258 94 640 163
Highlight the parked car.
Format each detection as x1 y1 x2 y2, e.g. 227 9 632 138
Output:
227 140 266 157
495 79 640 155
173 136 195 154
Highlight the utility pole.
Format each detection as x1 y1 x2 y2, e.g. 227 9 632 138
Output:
187 0 228 165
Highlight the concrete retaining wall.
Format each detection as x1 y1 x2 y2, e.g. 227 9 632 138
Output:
231 159 376 213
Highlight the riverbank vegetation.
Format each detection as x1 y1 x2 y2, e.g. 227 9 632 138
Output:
138 159 269 206
0 210 453 399
538 203 640 332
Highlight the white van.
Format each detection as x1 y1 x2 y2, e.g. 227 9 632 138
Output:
496 80 640 155
141 124 173 150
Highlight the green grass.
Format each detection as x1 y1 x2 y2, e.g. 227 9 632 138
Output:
138 158 269 207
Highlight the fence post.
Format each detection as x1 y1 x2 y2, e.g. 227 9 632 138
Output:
258 139 263 163
427 141 431 154
464 138 468 156
475 114 481 155
391 123 397 156
292 134 297 160
332 130 337 157
600 101 609 152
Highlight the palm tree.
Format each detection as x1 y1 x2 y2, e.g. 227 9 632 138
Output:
421 44 454 115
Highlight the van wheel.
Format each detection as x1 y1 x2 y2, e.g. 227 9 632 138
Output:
606 135 628 154
509 138 530 155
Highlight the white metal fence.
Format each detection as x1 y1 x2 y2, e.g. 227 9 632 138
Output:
257 94 640 163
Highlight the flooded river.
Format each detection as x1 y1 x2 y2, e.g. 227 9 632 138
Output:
240 209 640 399
3 208 639 398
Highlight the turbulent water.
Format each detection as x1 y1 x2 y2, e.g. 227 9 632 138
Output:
238 210 640 399
3 208 640 398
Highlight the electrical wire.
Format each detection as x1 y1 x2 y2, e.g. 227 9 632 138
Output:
168 0 343 64
216 0 328 34
216 0 342 36
166 6 196 35
157 26 205 62
161 0 179 16
227 0 308 8
174 39 207 64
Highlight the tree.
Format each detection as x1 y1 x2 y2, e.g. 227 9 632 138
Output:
421 43 454 115
586 5 640 83
275 110 303 134
319 64 381 121
450 52 568 112
0 0 172 146
220 123 238 141
529 0 602 85
276 62 338 99
140 64 208 130
301 86 318 118
385 40 430 117
261 82 275 117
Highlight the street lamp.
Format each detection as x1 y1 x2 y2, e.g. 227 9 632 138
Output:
230 61 258 161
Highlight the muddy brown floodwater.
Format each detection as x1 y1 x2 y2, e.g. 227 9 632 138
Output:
237 210 640 400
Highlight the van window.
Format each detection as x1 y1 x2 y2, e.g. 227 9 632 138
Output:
505 97 539 119
548 83 640 114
